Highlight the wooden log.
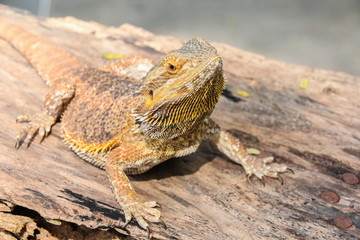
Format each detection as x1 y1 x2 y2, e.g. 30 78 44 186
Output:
0 4 359 240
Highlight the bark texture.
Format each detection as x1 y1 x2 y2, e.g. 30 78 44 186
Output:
0 4 359 240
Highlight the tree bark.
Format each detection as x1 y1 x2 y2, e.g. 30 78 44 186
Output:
0 4 359 240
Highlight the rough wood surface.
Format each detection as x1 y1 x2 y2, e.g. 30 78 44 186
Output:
0 5 359 240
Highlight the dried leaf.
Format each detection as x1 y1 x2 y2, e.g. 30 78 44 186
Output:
102 53 125 60
247 148 261 155
46 219 62 225
236 89 251 97
300 78 310 89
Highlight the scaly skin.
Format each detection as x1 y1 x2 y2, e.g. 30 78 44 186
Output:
0 22 292 234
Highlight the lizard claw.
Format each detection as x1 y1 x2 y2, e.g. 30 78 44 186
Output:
15 137 21 149
122 200 162 231
15 112 55 148
147 226 153 239
260 176 266 187
276 175 284 185
123 216 131 229
244 155 292 184
157 218 167 229
246 173 253 184
286 168 295 175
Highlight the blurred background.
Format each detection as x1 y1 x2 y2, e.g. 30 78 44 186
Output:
1 0 359 76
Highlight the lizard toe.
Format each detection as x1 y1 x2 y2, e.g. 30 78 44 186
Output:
245 155 292 184
144 201 160 208
15 112 55 148
123 200 162 230
16 114 32 123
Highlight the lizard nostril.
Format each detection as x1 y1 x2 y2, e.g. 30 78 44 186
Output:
149 90 154 100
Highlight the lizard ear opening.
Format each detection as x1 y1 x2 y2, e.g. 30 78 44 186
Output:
143 90 154 108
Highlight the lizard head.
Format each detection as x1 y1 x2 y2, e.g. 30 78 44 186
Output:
133 38 225 139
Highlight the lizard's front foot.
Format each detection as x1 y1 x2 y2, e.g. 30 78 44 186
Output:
15 112 56 148
123 200 162 232
244 155 293 184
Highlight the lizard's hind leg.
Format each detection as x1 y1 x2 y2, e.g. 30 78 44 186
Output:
16 81 75 148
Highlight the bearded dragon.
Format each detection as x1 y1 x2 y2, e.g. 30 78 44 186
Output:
0 22 292 234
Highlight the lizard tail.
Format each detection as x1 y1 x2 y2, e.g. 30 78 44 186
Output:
0 22 85 86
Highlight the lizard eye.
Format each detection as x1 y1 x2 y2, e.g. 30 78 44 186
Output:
167 63 178 74
168 64 176 70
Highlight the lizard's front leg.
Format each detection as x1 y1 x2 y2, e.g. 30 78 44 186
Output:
16 81 75 148
207 119 292 182
106 144 163 231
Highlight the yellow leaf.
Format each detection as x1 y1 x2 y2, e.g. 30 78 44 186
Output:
300 78 310 89
102 53 125 60
46 219 62 225
236 89 251 97
247 148 261 155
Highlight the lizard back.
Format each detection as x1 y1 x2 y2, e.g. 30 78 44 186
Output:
61 68 143 162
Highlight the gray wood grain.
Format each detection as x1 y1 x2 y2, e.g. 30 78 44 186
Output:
0 4 359 240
